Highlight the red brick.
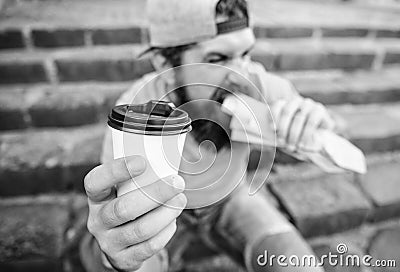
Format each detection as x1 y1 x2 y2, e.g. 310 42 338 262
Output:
56 58 153 82
0 125 105 196
376 29 400 38
29 91 103 127
62 194 88 272
56 59 133 82
357 153 400 222
0 83 127 129
312 241 367 272
321 28 369 37
308 218 400 256
287 67 400 105
32 29 85 48
278 52 375 71
0 195 71 262
62 128 105 192
0 62 48 84
270 168 372 237
250 50 277 71
368 228 400 272
309 224 374 256
262 39 385 71
0 168 66 196
0 258 62 272
0 29 25 49
330 104 400 153
91 27 143 45
383 52 400 65
326 53 375 70
141 28 150 43
278 52 328 71
0 0 398 36
0 88 30 130
254 27 313 38
253 26 269 39
0 110 28 130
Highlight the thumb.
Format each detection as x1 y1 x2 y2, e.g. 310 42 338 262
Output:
319 112 336 131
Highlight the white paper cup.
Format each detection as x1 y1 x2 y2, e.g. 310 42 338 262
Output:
108 101 191 196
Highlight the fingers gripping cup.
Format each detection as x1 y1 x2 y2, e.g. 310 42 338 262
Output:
108 101 192 197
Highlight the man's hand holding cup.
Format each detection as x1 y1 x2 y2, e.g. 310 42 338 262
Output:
85 101 191 271
84 156 187 271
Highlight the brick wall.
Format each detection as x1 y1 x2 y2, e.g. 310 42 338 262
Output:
1 0 400 271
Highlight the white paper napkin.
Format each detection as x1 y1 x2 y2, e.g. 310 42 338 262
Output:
221 94 367 174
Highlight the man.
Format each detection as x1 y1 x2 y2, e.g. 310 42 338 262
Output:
81 0 335 271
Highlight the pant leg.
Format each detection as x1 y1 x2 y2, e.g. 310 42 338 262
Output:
208 184 325 272
165 214 195 272
165 204 226 272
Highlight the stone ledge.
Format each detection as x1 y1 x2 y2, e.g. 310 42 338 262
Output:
0 195 72 262
1 39 400 84
0 124 105 196
0 25 398 50
356 152 400 222
330 103 400 153
284 66 400 105
269 170 372 237
0 83 129 130
2 67 400 131
1 101 400 196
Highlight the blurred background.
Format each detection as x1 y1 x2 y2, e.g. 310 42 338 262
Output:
0 0 400 271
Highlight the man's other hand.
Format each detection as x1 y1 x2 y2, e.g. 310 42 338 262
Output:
272 97 335 152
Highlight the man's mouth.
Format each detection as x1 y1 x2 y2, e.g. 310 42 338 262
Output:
191 119 231 151
177 86 232 152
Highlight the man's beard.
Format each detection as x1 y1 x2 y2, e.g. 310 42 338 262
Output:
173 86 231 152
191 119 231 151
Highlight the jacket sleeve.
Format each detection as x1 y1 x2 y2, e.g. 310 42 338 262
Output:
248 61 300 104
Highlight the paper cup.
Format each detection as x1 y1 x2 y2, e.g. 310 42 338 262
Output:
108 101 191 196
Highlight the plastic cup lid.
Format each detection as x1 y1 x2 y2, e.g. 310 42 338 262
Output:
108 100 192 135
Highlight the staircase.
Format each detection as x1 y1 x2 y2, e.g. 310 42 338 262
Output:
1 0 400 271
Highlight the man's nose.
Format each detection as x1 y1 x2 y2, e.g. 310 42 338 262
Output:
225 56 249 76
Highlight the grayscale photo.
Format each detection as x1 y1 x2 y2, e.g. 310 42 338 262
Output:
0 0 399 271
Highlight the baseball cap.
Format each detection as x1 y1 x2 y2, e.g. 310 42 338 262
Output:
139 0 250 56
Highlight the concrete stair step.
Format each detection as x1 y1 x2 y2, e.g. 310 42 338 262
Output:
0 124 105 196
282 66 400 104
252 38 400 71
0 156 398 271
2 191 400 272
1 103 400 196
264 152 400 237
2 24 400 51
0 45 151 84
1 67 400 131
331 103 400 153
1 39 400 84
1 191 398 271
1 0 399 33
0 82 130 130
0 194 79 269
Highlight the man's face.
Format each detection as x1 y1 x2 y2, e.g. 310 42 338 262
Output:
171 28 256 150
177 28 256 101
